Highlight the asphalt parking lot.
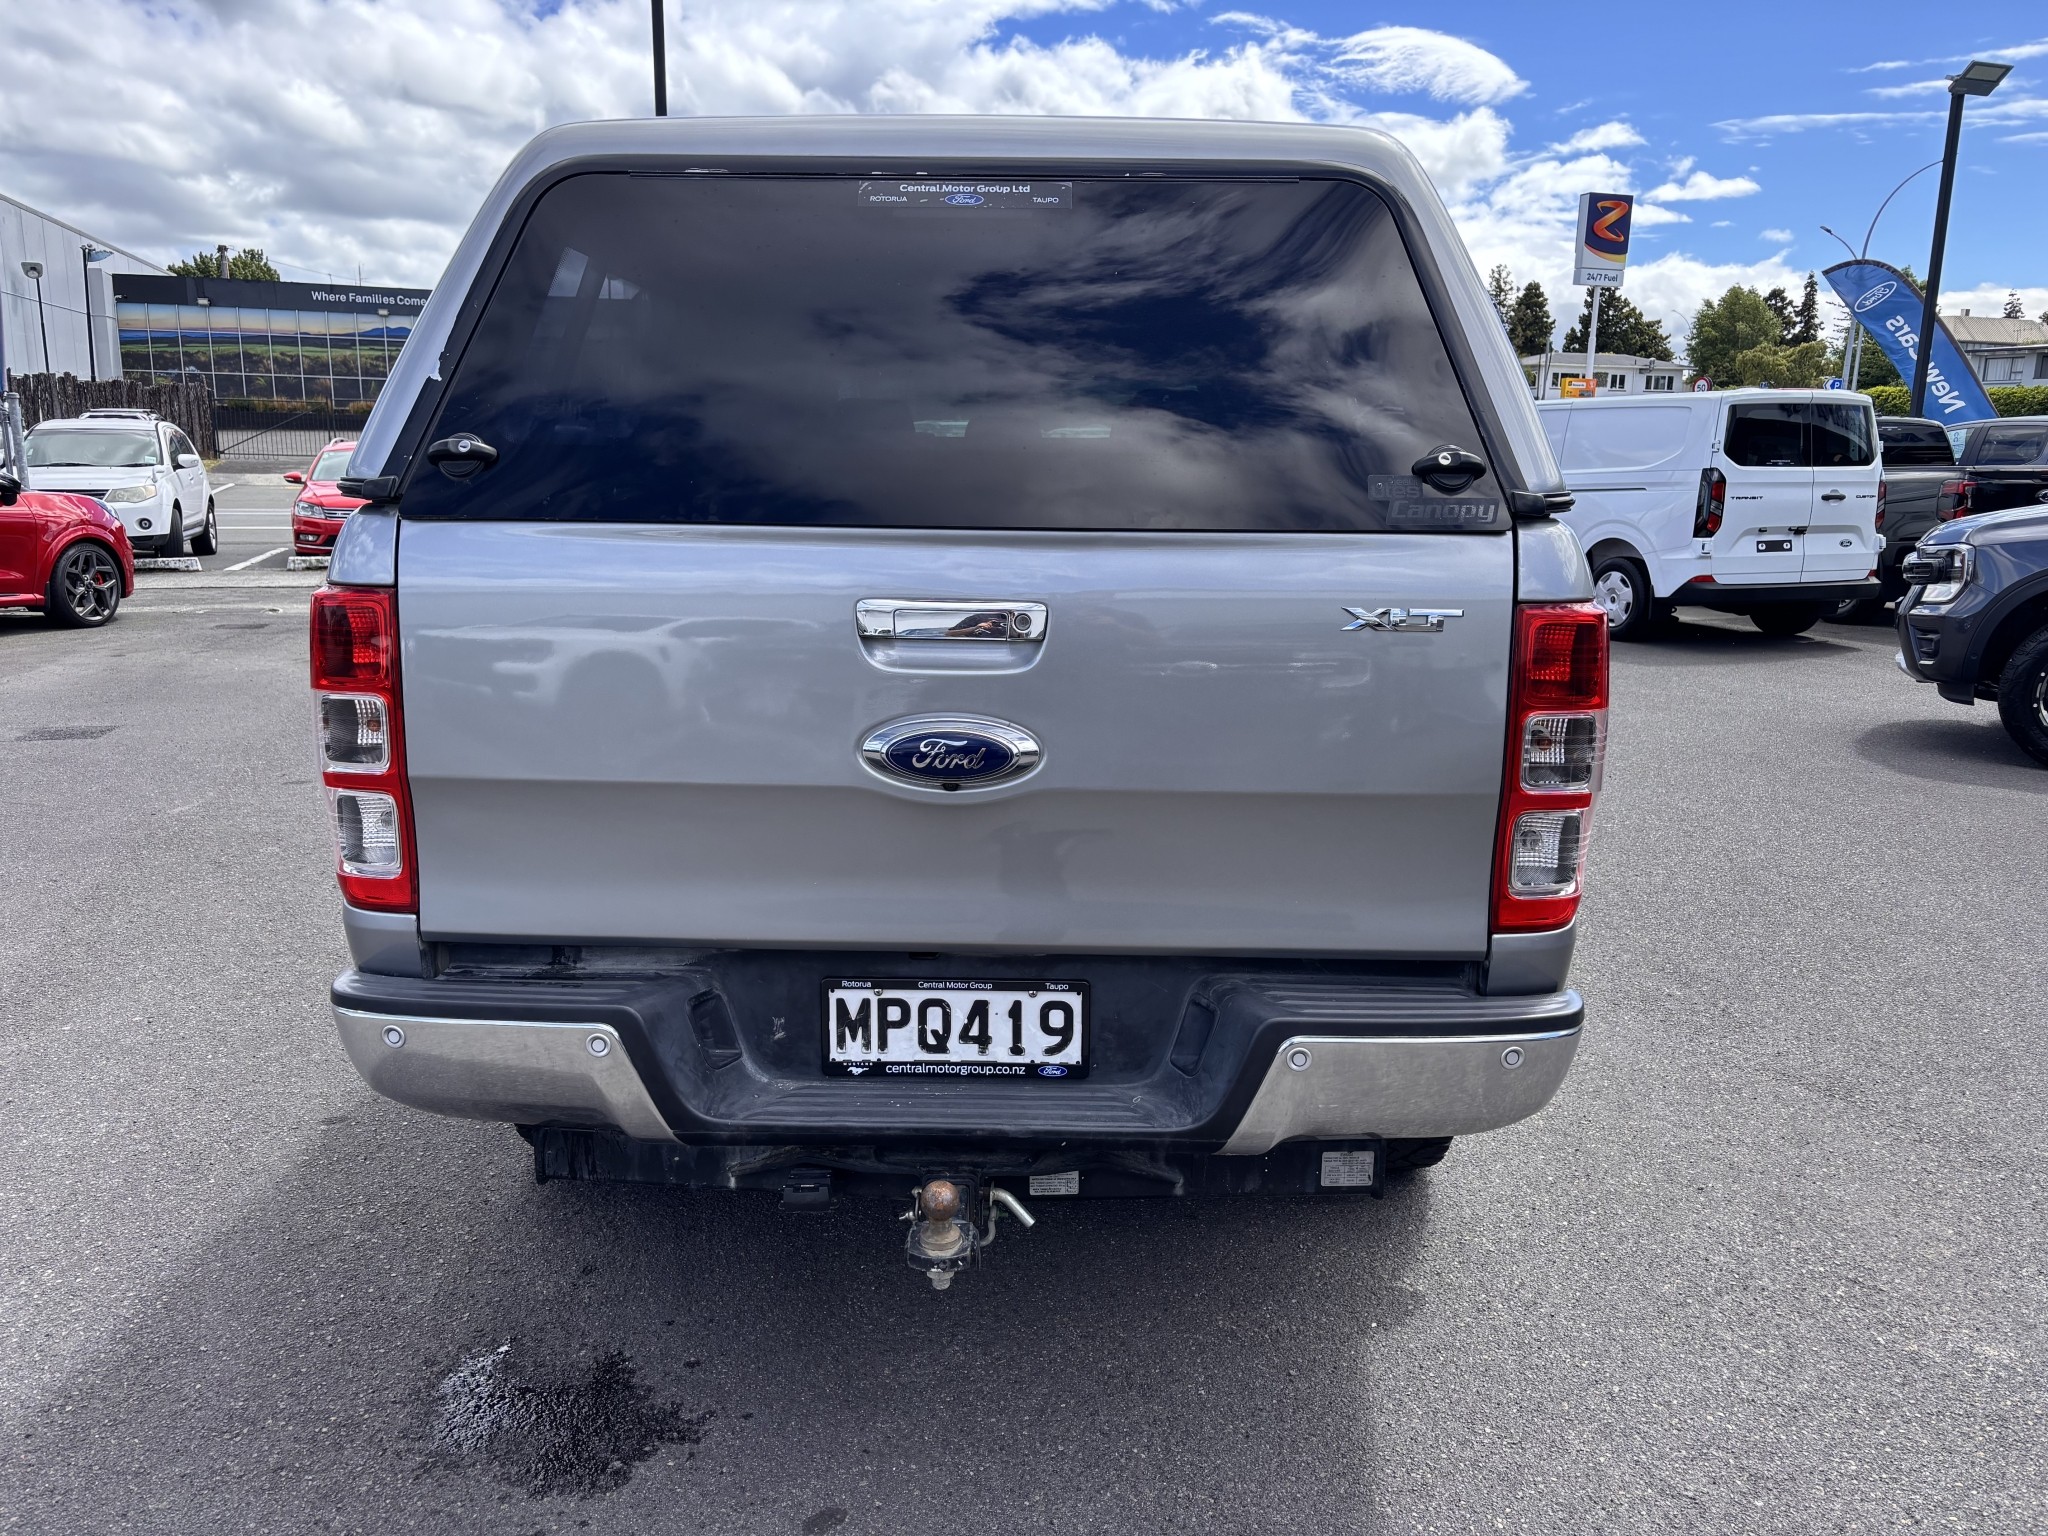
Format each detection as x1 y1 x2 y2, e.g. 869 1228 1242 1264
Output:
2 595 2044 1534
145 469 313 574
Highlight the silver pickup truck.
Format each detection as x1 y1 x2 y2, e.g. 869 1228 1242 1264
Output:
314 116 1604 1288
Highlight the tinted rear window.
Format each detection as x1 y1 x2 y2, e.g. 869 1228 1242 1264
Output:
1968 423 2048 466
1724 401 1875 468
1877 420 1954 467
401 173 1500 533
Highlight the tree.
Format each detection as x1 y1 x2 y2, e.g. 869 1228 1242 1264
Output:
166 246 281 281
1507 281 1556 358
1686 286 1783 385
1559 287 1674 360
1762 286 1796 345
1485 264 1516 327
1723 340 1830 389
1790 273 1821 346
2003 291 2027 320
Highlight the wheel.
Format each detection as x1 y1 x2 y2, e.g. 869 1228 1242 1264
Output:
1384 1137 1452 1176
163 506 184 558
43 542 122 627
1590 554 1659 640
189 498 218 556
1751 604 1823 637
1829 597 1886 625
1995 624 2048 768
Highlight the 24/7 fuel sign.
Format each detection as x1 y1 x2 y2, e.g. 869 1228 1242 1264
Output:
1574 194 1633 288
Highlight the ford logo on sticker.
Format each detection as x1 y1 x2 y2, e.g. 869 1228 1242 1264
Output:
1037 1064 1069 1078
860 714 1041 792
1854 281 1897 313
943 193 985 206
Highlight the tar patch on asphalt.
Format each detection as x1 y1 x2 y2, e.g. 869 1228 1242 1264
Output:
17 725 117 741
432 1343 711 1498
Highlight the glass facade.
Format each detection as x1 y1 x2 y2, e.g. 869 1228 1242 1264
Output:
112 275 429 408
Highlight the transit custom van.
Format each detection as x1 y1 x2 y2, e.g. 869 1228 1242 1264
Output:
1537 390 1882 637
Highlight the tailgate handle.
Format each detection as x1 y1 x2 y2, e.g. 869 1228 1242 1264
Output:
857 599 1047 642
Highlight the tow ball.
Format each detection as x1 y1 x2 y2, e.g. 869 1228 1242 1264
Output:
903 1178 1036 1291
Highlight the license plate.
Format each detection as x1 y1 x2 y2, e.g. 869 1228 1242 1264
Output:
823 979 1089 1080
1757 538 1793 553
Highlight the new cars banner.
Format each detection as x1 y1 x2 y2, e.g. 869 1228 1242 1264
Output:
1573 194 1632 288
1823 260 1995 423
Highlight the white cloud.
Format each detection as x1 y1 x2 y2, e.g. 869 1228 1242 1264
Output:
1937 283 2048 318
1216 16 1528 104
1866 77 1949 99
1549 121 1644 153
1646 169 1762 201
1717 96 2048 139
1631 204 1691 227
1760 228 1794 243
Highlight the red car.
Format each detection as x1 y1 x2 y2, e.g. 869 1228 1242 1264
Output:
285 438 365 555
0 480 136 627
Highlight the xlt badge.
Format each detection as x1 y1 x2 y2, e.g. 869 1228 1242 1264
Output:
1342 606 1464 632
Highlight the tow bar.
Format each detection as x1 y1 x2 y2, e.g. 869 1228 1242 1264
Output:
903 1178 1036 1291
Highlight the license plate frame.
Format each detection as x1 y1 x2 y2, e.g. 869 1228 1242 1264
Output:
822 978 1091 1081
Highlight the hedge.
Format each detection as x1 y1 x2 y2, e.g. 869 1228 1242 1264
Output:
1862 383 2048 419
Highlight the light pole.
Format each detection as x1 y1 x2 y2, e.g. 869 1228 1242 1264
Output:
1820 159 1940 390
1912 59 2011 416
20 262 50 374
80 245 112 381
650 1 668 115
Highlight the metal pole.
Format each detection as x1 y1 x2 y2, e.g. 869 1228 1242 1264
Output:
80 247 96 382
31 277 50 374
1911 94 1966 417
651 0 668 115
1585 287 1602 394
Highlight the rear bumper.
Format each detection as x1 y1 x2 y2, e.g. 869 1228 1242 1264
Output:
1672 579 1880 612
330 966 1583 1153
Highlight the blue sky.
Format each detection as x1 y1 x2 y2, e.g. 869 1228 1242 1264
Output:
1002 2 2048 312
3 0 2044 338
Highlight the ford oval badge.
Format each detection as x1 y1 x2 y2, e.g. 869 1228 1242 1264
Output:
860 714 1041 792
943 193 985 206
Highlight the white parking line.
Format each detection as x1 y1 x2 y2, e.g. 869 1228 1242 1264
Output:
224 547 288 571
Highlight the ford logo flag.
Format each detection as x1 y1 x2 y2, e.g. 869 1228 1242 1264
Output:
1823 259 1996 423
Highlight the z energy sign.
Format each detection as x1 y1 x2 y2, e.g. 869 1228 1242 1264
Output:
1574 194 1633 288
1822 260 1995 421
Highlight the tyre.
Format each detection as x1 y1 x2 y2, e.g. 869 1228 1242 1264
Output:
1590 554 1659 640
163 506 184 558
189 498 218 556
1751 604 1823 637
1995 624 2048 768
1829 597 1886 625
43 542 122 627
1384 1137 1452 1177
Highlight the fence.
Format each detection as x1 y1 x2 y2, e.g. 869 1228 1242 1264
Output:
5 372 217 458
212 404 374 463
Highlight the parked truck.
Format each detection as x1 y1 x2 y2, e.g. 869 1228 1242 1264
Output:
312 116 1604 1289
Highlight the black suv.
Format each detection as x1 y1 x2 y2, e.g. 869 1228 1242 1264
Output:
1897 502 2048 765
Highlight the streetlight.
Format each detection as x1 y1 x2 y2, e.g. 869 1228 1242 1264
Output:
81 244 112 381
1819 159 1940 390
19 262 50 375
1911 58 2012 416
650 1 668 115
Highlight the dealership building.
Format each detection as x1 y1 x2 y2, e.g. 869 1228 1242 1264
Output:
112 273 431 407
1 191 163 380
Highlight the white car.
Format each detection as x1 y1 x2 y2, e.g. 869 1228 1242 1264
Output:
23 410 217 558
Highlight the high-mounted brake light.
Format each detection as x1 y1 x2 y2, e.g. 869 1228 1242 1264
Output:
1694 468 1725 538
1493 603 1608 934
310 585 415 912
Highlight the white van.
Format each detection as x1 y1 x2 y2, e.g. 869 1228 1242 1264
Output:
1536 390 1882 637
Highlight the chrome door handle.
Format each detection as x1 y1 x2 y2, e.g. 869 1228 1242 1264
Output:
856 599 1048 642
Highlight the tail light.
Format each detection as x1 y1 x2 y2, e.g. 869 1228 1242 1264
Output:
1875 479 1886 532
1693 469 1725 538
1938 479 1975 521
1494 603 1608 933
310 586 415 912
